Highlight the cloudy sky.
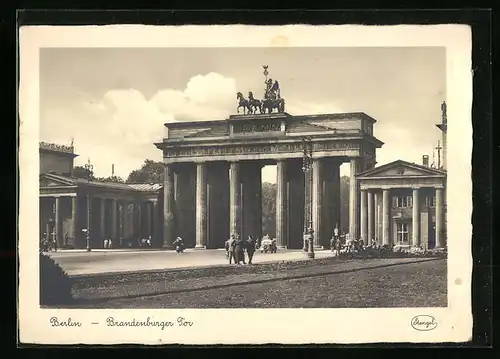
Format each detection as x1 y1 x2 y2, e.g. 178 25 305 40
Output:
39 47 446 182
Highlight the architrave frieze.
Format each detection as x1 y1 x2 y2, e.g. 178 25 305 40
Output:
39 192 78 198
164 140 362 158
359 176 445 190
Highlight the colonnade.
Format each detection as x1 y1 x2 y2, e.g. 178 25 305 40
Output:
163 157 346 249
358 186 446 248
41 195 158 248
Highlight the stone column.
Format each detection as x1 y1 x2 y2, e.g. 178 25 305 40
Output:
229 162 241 237
312 159 323 248
255 166 263 240
435 187 445 248
349 158 360 238
367 190 374 243
163 164 175 248
100 198 106 240
152 200 158 245
360 189 368 243
195 162 207 248
111 199 117 239
146 201 152 238
71 196 77 246
382 189 390 246
276 160 288 248
54 197 60 247
412 188 420 246
377 192 383 244
137 202 142 238
373 192 379 242
86 195 92 243
332 161 341 236
121 201 127 239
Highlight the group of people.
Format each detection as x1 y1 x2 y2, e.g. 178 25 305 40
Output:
329 229 380 256
224 234 257 265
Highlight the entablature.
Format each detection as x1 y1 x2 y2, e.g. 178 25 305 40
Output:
359 176 446 190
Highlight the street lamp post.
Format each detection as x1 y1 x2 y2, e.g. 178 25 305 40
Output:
84 160 94 252
302 137 315 259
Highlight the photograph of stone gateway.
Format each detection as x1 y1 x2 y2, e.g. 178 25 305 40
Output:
38 46 447 309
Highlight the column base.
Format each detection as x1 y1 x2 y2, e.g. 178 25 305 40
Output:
194 245 206 249
162 245 174 250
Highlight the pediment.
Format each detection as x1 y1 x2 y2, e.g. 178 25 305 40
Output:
357 160 445 178
40 173 75 187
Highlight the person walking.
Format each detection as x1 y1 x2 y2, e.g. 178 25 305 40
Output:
226 234 236 264
246 236 256 264
234 233 246 264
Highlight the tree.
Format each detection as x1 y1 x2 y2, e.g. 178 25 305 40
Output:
94 176 125 183
126 160 164 183
73 166 93 180
261 182 276 237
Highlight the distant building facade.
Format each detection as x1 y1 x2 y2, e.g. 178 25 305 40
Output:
39 142 164 249
356 159 447 249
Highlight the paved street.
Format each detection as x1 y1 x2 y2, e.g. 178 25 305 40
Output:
47 248 335 276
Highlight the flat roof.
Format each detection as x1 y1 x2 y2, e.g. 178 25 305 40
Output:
163 111 377 128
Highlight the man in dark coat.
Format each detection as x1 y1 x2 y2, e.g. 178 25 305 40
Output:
234 234 246 265
246 236 256 264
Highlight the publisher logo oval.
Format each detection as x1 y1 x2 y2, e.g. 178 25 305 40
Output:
411 315 438 331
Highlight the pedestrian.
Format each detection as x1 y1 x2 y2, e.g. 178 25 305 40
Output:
173 237 184 254
234 233 245 264
334 236 341 257
226 234 236 264
246 236 256 264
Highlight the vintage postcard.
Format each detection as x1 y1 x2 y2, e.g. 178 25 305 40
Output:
18 24 472 345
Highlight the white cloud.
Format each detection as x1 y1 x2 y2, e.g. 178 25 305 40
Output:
45 72 238 179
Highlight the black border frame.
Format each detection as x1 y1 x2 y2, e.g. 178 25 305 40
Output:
6 8 494 350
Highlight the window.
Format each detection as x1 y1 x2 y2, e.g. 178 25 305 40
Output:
393 196 413 208
425 196 436 207
397 223 409 243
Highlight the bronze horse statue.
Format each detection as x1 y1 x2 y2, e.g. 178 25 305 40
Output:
248 92 263 114
236 92 252 114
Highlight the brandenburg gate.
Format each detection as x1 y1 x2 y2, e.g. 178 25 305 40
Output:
155 111 383 249
154 68 383 250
